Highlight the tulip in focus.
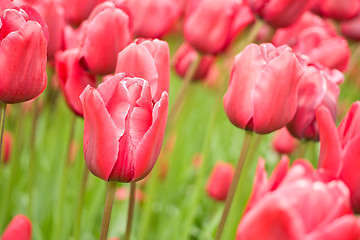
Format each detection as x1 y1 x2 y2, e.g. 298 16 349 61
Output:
206 162 235 201
115 38 169 102
0 7 47 104
80 73 168 182
1 215 32 240
272 127 298 155
1 131 13 164
223 43 303 134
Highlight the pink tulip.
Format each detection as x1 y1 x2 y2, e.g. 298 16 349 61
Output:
115 38 169 102
173 43 215 81
317 102 360 213
286 61 343 140
1 131 13 164
248 0 313 28
60 0 105 25
80 73 168 182
79 1 132 75
0 7 47 104
55 48 96 116
312 0 360 21
1 215 32 240
63 23 86 50
184 0 254 54
206 162 235 201
125 0 182 38
272 127 298 155
223 43 303 134
341 12 360 41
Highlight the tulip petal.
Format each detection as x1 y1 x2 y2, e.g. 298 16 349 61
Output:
338 101 360 148
269 155 289 190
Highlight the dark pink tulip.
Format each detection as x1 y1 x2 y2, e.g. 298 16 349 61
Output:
80 73 168 182
125 0 182 38
184 0 254 54
317 102 360 213
249 0 313 28
0 7 47 104
341 12 360 41
55 48 96 117
60 0 105 25
1 215 32 240
173 43 215 81
79 1 132 75
272 127 298 155
206 162 235 201
287 62 343 140
1 131 13 164
115 38 169 102
312 0 360 21
223 43 303 134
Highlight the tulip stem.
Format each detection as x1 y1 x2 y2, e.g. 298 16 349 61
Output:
0 103 6 167
73 164 90 240
100 181 117 240
124 182 136 240
215 131 253 240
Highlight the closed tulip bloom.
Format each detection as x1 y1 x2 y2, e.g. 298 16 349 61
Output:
115 38 169 102
60 0 105 25
0 7 47 104
1 215 32 240
313 0 360 21
55 48 96 117
80 73 168 182
79 1 132 75
272 127 298 155
1 131 13 164
206 162 235 201
341 13 360 41
184 0 254 54
249 0 313 28
125 0 182 38
223 43 303 134
173 43 215 81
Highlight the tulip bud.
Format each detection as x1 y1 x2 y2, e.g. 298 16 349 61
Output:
313 0 360 21
272 128 298 155
1 215 32 240
223 43 303 134
1 131 13 164
206 162 235 201
61 0 105 25
80 73 168 182
341 12 360 41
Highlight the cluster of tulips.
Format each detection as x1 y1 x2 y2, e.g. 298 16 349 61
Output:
1 0 360 239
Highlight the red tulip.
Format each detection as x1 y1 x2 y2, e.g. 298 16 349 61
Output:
206 162 235 201
115 38 169 102
317 102 360 213
80 73 168 182
1 131 13 164
272 127 298 155
173 43 215 81
79 1 132 75
184 0 254 54
223 43 303 134
341 12 360 41
1 215 32 240
248 0 313 28
0 7 47 104
312 0 360 21
55 48 97 117
126 0 182 38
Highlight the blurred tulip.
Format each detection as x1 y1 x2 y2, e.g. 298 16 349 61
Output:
63 24 85 50
79 1 132 75
80 73 168 182
249 0 313 28
173 43 215 81
115 186 145 202
287 61 343 140
272 127 298 155
206 162 235 201
184 0 254 54
60 0 105 25
312 0 360 21
125 0 182 38
55 48 96 116
0 7 47 104
341 12 360 41
1 215 32 240
192 153 203 170
317 102 360 213
115 38 169 102
1 131 13 164
223 43 303 134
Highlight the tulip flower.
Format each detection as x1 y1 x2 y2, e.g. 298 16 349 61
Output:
272 127 298 155
223 43 303 134
125 0 182 38
0 7 47 104
60 0 105 25
55 48 97 117
173 43 215 81
115 38 169 102
80 73 168 182
248 0 313 28
1 131 13 164
341 12 360 41
206 162 235 201
184 0 254 54
79 1 132 75
1 215 32 240
312 0 360 21
317 102 360 213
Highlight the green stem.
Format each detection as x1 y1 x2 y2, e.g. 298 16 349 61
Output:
0 103 6 168
215 131 253 240
99 181 117 240
124 182 136 240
